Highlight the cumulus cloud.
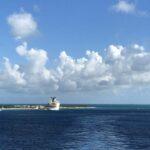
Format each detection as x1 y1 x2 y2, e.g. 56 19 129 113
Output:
0 57 26 93
57 50 111 91
132 44 144 51
16 42 58 93
7 11 37 39
1 42 150 94
107 45 124 60
112 0 135 14
112 0 148 16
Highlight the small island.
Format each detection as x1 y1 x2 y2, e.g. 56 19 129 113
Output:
0 104 94 111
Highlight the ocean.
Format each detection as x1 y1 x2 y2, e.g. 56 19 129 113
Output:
0 105 150 150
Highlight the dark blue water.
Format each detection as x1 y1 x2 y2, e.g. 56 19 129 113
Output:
0 105 150 150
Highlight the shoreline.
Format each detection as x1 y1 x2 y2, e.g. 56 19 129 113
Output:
0 105 95 111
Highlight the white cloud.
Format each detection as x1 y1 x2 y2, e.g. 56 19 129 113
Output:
112 0 148 16
16 42 58 93
0 57 26 93
57 50 111 91
132 44 144 51
112 0 135 14
1 42 150 94
107 45 124 60
7 11 37 39
2 57 26 85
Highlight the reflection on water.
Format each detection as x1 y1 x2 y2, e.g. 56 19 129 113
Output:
0 107 150 149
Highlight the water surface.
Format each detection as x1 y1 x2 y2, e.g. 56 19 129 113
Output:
0 105 150 150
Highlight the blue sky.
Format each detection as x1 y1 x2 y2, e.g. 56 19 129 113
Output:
0 0 150 104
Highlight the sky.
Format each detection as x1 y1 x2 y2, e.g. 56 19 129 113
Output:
0 0 150 104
